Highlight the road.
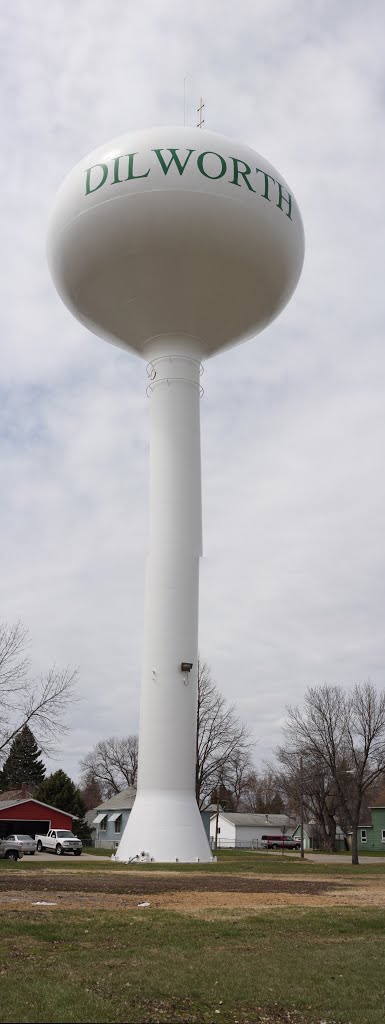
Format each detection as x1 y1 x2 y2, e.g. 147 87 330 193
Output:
267 850 385 865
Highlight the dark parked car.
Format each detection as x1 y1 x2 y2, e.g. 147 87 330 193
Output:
261 834 301 850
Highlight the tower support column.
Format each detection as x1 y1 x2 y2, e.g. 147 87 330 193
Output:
115 340 212 862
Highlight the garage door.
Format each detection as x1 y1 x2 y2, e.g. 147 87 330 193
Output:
0 819 50 839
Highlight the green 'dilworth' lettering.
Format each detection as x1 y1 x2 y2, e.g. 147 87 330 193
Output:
112 156 123 184
152 148 195 175
125 153 151 181
255 168 292 220
197 151 227 179
255 168 276 202
229 157 256 192
85 163 108 195
277 181 292 220
84 146 293 221
111 153 150 184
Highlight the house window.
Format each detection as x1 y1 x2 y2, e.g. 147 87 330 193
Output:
114 815 122 835
361 829 367 843
100 815 107 832
382 829 385 844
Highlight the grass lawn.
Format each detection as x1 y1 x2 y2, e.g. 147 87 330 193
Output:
83 846 113 856
3 848 385 876
1 904 384 1024
1 851 385 1023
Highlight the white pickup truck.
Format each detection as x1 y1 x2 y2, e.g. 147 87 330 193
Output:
0 838 24 861
35 829 82 856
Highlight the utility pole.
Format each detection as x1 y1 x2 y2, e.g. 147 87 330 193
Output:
300 756 305 859
214 773 222 850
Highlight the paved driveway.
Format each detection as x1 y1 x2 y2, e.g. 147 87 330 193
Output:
22 851 111 862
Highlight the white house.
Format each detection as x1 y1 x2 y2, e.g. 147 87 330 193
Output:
210 812 295 849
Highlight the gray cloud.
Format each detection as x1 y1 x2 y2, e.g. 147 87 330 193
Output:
1 0 385 779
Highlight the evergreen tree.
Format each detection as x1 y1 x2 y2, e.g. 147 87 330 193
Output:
1 726 46 791
36 770 91 845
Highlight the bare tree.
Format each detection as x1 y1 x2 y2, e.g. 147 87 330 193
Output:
80 661 253 807
79 735 139 797
275 750 342 851
0 620 78 759
227 746 257 811
241 767 286 815
280 683 385 863
195 660 253 809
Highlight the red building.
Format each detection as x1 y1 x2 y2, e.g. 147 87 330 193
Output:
0 791 74 839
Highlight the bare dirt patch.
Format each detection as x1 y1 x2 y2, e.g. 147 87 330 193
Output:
0 868 347 897
1 867 383 917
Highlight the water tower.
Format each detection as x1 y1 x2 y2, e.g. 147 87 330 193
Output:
48 126 304 862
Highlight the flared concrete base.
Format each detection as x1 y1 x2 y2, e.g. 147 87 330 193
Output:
113 789 213 863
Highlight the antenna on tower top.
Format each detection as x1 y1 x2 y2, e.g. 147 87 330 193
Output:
197 98 205 128
183 75 191 127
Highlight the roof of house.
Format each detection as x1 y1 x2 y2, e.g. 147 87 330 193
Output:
95 787 137 812
213 812 293 828
0 788 34 801
0 797 74 817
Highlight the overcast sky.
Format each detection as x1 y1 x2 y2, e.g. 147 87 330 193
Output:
1 0 385 783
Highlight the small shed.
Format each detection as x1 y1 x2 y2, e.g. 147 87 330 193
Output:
210 812 295 849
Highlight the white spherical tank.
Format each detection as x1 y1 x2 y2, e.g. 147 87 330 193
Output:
48 126 304 864
47 126 304 360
